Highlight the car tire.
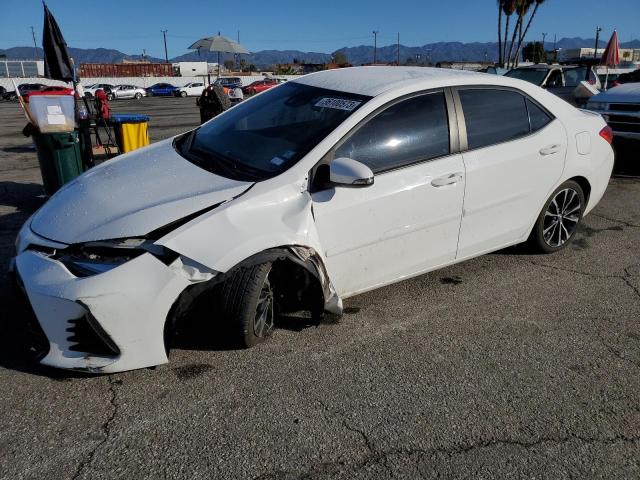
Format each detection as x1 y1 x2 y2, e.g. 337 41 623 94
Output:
528 180 585 254
106 93 114 101
135 92 142 100
180 91 187 97
220 262 275 348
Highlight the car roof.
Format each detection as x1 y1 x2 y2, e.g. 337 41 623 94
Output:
293 66 490 96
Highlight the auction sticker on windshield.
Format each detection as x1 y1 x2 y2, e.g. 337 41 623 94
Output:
315 97 362 111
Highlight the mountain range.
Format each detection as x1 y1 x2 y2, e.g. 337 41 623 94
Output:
2 37 639 68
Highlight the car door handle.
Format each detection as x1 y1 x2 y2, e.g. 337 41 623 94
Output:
539 144 562 156
431 172 462 187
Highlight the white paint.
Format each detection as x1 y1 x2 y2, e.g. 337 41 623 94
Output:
14 67 614 373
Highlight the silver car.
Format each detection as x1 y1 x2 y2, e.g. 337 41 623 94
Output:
107 84 147 100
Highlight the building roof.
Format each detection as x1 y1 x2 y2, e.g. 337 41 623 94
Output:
292 66 485 96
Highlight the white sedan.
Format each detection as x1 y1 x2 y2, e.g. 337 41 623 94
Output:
175 81 206 97
13 67 614 373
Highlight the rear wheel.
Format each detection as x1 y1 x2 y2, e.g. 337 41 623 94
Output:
528 180 585 253
220 263 275 348
180 91 187 97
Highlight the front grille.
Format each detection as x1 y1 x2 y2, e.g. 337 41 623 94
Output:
608 114 640 124
609 122 640 134
66 310 120 357
610 103 640 112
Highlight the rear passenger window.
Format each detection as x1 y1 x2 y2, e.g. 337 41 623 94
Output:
459 89 530 149
526 98 552 132
335 92 450 173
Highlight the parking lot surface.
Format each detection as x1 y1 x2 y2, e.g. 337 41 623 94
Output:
0 97 639 479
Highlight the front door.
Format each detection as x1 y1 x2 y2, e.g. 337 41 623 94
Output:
311 91 465 296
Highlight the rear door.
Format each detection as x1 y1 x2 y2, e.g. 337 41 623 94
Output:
311 90 466 296
455 87 567 259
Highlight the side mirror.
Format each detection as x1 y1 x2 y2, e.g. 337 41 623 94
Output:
329 157 374 187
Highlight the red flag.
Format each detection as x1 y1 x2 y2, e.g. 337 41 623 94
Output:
600 31 620 66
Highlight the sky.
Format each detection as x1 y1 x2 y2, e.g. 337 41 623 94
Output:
1 0 639 58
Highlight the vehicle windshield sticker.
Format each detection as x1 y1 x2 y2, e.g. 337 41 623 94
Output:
270 156 285 166
281 150 296 160
315 97 362 111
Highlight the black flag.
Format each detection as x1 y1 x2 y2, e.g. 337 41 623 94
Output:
42 2 74 82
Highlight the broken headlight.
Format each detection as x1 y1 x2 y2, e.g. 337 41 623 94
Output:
55 238 177 277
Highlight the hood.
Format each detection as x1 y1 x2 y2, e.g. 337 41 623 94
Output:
591 83 640 103
31 138 252 244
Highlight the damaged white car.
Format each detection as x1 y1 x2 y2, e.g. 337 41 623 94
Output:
13 67 614 373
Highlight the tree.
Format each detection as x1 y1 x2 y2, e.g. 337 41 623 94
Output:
333 51 348 64
513 0 546 66
507 0 534 68
522 41 546 63
223 59 235 72
497 1 503 68
501 0 518 67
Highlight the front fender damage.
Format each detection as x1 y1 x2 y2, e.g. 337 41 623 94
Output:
167 245 342 342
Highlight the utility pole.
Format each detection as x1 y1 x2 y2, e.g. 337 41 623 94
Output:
161 29 168 63
236 30 241 72
397 32 400 65
594 26 602 59
541 33 547 63
30 26 37 60
373 30 379 64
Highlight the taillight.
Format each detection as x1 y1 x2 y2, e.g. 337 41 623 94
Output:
599 126 614 144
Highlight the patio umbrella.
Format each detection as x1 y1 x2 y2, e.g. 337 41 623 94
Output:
600 30 620 90
188 33 250 78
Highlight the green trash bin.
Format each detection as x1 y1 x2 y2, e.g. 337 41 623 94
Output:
33 131 84 196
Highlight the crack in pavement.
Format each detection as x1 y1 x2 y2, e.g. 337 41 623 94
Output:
252 433 640 479
315 399 377 456
591 213 640 229
528 261 640 300
70 376 121 480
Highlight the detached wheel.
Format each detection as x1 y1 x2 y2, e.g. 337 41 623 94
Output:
528 180 585 253
220 263 275 347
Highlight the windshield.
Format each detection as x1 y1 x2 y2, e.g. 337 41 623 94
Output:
505 68 549 85
178 82 370 181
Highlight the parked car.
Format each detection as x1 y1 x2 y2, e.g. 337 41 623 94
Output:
2 83 47 100
505 65 601 105
84 83 114 97
242 78 279 95
175 82 206 97
613 69 640 86
587 83 640 141
23 86 74 102
482 66 509 75
13 67 614 373
214 77 242 89
107 84 147 100
146 83 178 96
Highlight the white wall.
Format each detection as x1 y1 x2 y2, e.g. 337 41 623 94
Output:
0 75 303 91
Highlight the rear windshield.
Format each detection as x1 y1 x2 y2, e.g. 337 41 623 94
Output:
178 82 370 181
505 68 549 86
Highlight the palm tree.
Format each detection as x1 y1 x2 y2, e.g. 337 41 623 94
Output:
507 0 533 67
497 0 504 67
501 0 518 66
513 0 546 64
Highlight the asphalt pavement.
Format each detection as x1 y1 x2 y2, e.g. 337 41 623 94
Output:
0 96 639 479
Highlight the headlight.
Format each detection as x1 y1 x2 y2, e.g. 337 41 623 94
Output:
55 238 176 277
588 102 609 111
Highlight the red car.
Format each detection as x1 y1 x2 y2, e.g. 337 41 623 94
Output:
24 85 74 102
242 78 282 95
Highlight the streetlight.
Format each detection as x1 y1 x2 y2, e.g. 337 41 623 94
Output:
372 31 379 64
594 26 602 59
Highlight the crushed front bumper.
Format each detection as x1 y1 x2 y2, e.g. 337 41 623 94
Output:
14 249 192 373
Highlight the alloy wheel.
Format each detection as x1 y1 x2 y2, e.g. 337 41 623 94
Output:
253 276 274 338
543 188 582 247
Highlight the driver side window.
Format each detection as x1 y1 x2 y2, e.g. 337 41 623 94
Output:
334 92 450 174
